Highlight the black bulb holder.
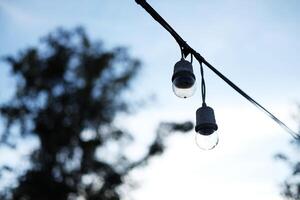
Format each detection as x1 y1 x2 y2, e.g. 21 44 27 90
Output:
195 104 218 136
171 59 196 98
172 59 195 88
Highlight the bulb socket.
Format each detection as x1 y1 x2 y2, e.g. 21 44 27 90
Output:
195 105 218 136
171 59 195 88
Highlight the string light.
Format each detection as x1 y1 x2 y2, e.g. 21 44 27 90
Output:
135 0 300 149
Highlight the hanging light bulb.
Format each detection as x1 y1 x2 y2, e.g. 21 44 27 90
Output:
195 131 219 150
172 58 196 98
195 104 219 150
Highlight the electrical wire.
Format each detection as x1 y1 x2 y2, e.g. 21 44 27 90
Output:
135 0 189 56
199 61 206 106
135 0 300 139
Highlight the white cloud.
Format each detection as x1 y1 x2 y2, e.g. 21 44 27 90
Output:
122 104 293 200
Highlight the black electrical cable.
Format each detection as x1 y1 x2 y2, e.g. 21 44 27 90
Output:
135 0 300 139
199 61 206 106
135 0 190 56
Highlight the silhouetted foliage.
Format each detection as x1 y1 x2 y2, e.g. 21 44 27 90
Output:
276 107 300 200
0 27 193 200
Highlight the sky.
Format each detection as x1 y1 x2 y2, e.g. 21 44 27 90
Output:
1 0 300 200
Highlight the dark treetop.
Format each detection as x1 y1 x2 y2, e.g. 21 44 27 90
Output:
0 27 192 200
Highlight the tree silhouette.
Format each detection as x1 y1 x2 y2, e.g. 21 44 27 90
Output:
0 27 193 200
275 108 300 200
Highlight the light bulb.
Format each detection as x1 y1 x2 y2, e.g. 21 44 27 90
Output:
172 78 196 98
195 132 219 150
172 59 196 98
195 104 219 150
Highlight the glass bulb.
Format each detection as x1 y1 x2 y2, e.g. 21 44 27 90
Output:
172 76 196 98
195 132 219 150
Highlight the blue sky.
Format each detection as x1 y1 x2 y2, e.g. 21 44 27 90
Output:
1 0 300 200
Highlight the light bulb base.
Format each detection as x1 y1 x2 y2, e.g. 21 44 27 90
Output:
195 105 218 136
171 59 196 98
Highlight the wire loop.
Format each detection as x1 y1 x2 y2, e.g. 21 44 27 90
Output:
199 61 206 105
